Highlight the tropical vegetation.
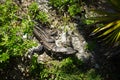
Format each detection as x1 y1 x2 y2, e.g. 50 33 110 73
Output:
91 0 120 45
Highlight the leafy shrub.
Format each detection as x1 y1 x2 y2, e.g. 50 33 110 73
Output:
49 0 82 17
0 0 36 64
68 4 81 16
85 69 101 80
28 2 49 24
90 0 120 45
29 54 44 78
29 57 101 80
49 0 68 10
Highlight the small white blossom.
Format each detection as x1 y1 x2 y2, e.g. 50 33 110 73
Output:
22 34 27 39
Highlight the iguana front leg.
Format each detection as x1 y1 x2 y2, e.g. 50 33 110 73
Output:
27 45 44 58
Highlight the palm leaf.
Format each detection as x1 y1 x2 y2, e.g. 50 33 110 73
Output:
115 30 120 42
97 20 120 37
109 0 120 10
88 15 117 23
92 10 115 15
103 30 118 44
93 22 114 33
91 0 120 45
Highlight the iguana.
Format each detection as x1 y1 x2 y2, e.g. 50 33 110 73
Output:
28 25 77 59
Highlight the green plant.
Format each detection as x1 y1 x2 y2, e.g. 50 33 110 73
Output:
68 4 81 16
29 57 102 80
49 0 82 17
0 0 36 64
85 69 101 80
90 0 120 45
38 57 81 80
85 41 97 51
49 0 68 10
29 54 44 78
28 2 49 24
59 57 77 73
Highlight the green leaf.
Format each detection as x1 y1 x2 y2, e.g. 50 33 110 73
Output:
110 0 120 10
91 0 120 45
0 53 9 62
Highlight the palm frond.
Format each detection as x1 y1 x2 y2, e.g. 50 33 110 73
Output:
91 0 120 45
93 22 114 33
97 20 120 37
109 0 120 10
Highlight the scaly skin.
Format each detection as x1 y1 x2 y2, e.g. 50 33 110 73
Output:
29 26 77 59
34 26 55 43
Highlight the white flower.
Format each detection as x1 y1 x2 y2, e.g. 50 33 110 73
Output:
22 34 27 39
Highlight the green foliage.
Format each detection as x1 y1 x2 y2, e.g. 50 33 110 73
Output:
109 0 120 10
28 2 49 24
59 57 77 74
84 19 95 25
29 54 44 77
0 53 9 62
29 57 102 80
0 0 36 63
37 11 49 23
68 4 81 16
49 0 68 10
90 0 120 45
49 0 82 17
85 41 97 51
85 69 101 80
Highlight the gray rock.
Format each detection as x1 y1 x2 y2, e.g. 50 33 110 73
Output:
71 32 92 62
